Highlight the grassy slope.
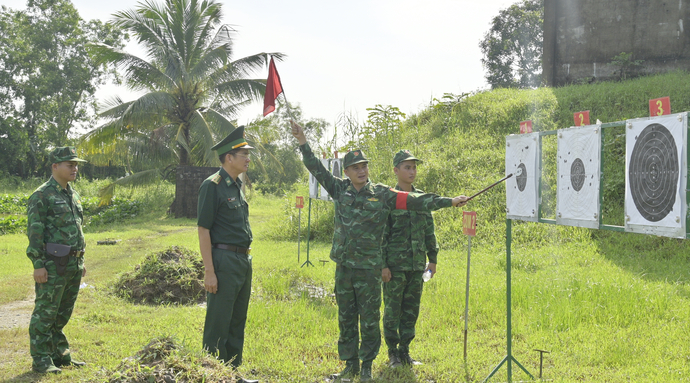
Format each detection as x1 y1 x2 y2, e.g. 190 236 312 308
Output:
3 73 690 381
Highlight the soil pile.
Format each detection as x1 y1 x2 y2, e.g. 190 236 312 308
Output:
114 246 205 305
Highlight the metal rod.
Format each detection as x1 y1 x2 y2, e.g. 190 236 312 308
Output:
301 198 314 267
463 235 472 361
297 208 301 264
507 219 512 381
466 173 514 202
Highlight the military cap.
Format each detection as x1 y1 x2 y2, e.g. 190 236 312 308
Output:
343 149 369 169
211 125 254 155
393 149 423 167
50 146 87 164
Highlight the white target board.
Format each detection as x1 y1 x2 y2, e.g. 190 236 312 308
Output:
506 133 540 222
625 113 687 238
556 124 601 229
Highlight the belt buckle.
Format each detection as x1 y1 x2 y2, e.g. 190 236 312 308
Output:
246 248 251 255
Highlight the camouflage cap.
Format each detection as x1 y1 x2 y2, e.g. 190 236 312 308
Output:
211 125 254 155
343 149 368 169
393 149 423 167
50 146 87 164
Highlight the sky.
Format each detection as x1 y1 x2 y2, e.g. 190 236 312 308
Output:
2 0 517 130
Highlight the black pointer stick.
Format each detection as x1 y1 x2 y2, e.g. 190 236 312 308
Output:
465 170 519 202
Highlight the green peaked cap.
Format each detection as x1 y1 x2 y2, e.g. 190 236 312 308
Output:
393 149 423 167
212 126 254 155
50 146 87 164
343 149 369 168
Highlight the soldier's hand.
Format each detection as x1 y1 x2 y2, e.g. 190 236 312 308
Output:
382 268 392 283
34 268 48 284
452 195 469 207
426 263 437 280
290 120 307 145
205 271 218 294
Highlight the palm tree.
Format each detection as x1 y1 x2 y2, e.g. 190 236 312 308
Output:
81 0 283 213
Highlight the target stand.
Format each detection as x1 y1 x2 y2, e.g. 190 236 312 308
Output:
489 112 690 383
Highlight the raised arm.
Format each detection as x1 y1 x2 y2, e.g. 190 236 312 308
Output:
291 120 345 198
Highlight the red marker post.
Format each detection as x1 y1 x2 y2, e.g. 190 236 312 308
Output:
462 211 477 360
519 120 533 134
296 196 304 262
574 110 590 126
649 96 671 117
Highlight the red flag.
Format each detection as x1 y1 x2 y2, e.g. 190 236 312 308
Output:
263 57 283 116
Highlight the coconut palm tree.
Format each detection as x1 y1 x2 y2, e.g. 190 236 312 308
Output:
82 0 283 212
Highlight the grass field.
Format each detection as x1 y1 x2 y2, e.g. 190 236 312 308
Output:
2 192 690 382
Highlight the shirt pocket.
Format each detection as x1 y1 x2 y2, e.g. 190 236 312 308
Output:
226 199 242 210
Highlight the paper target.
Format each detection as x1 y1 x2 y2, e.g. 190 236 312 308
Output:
625 113 687 238
556 125 601 229
506 133 540 222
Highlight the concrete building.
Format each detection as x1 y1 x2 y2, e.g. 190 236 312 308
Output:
543 0 690 86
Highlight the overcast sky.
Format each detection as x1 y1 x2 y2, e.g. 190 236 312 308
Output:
2 0 517 129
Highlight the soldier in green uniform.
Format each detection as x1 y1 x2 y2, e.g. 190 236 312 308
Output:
291 121 467 381
382 150 437 368
26 146 88 374
197 126 258 383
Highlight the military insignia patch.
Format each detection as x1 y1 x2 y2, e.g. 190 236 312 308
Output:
354 151 360 156
211 174 222 184
367 198 379 202
71 148 76 154
228 197 237 202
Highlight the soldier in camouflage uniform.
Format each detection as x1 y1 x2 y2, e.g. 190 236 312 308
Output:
26 146 87 374
291 121 467 381
197 126 258 383
382 150 437 368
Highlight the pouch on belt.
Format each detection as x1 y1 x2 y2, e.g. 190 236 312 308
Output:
46 243 71 276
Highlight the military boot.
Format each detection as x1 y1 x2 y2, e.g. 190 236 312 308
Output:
360 360 373 382
33 365 61 374
329 359 359 380
400 351 423 366
388 349 402 368
54 359 86 368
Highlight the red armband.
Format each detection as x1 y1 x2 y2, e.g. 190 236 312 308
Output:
395 190 409 210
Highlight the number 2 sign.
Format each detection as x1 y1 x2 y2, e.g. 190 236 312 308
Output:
574 111 590 126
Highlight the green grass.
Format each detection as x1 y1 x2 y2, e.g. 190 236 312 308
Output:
2 194 690 382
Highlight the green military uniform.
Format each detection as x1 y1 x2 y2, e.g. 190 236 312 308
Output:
198 126 254 367
298 143 452 370
26 147 87 373
383 150 438 364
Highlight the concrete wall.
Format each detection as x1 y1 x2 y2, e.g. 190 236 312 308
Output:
543 0 690 86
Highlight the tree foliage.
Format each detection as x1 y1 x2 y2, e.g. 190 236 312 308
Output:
479 0 543 89
0 0 126 177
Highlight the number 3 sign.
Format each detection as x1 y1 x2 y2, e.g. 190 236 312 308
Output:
649 97 671 117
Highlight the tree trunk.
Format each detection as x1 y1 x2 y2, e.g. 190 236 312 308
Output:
169 165 219 218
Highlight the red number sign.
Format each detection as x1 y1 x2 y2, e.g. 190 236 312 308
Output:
649 97 671 116
462 211 477 236
295 196 304 209
519 120 533 134
574 111 590 126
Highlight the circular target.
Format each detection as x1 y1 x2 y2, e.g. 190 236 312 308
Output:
628 123 678 222
516 163 527 191
570 158 586 192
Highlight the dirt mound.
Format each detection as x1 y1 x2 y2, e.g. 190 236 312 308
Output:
114 246 206 305
108 337 237 383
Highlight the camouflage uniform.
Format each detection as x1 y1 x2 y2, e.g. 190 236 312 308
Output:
298 143 452 365
382 183 438 356
26 147 86 372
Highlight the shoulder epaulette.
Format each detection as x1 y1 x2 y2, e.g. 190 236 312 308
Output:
210 173 222 184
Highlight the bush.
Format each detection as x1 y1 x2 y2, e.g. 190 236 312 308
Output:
0 215 26 234
0 194 29 214
113 246 205 305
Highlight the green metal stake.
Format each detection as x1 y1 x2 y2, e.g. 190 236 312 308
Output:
301 198 314 267
483 219 533 382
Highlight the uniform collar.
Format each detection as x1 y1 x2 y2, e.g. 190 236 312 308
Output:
219 167 242 188
48 176 71 193
394 183 416 192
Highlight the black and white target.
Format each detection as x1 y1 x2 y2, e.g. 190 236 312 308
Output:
506 133 540 222
556 125 601 229
625 113 687 238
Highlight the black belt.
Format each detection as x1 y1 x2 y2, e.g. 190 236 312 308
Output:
213 244 251 254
